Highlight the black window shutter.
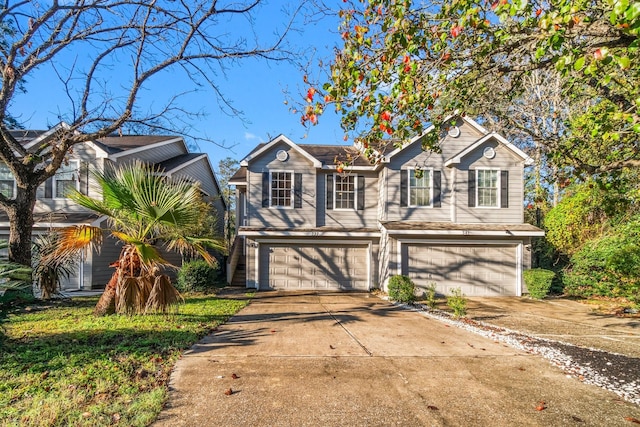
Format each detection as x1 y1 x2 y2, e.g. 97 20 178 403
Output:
400 170 408 207
357 175 365 210
44 177 53 199
326 174 333 210
79 162 89 195
501 170 509 208
294 173 302 208
433 171 442 208
468 170 476 207
261 172 269 207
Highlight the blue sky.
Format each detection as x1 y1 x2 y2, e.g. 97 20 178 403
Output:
8 2 346 170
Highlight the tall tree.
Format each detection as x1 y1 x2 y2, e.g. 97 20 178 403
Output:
305 0 639 177
217 157 240 248
0 1 298 267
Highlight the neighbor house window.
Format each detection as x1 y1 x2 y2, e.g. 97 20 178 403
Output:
0 163 15 199
54 160 80 198
334 174 355 210
409 169 431 207
270 171 292 207
477 169 498 207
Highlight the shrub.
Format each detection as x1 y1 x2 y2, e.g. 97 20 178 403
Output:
523 269 555 299
563 218 640 305
176 259 221 293
446 288 467 318
423 282 438 309
388 275 416 303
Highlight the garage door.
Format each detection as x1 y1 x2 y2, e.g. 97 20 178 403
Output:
260 244 369 290
406 244 517 296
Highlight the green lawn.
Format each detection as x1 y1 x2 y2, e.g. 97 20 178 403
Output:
0 293 251 426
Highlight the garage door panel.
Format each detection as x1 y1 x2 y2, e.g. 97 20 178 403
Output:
407 244 517 296
261 244 369 291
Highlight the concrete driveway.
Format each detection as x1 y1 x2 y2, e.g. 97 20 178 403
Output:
154 292 640 426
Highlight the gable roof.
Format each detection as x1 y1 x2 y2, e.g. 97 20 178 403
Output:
444 132 533 166
240 135 322 168
155 153 206 174
95 135 184 158
382 115 489 162
299 144 373 168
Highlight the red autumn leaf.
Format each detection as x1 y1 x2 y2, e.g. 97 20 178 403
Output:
451 25 463 38
625 417 640 424
309 114 318 125
380 110 391 121
231 373 239 379
536 9 542 17
403 55 410 64
224 388 233 395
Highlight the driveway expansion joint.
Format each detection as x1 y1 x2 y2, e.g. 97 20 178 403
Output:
320 301 373 357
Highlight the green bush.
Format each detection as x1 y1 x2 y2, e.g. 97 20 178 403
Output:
523 269 555 299
176 259 221 293
563 218 640 305
388 275 416 303
446 288 467 318
423 282 438 308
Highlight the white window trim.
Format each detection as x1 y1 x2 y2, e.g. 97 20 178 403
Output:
333 173 357 211
269 170 294 209
407 168 433 208
53 159 81 199
475 167 501 209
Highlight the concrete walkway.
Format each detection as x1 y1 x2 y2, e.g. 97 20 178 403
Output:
154 292 640 426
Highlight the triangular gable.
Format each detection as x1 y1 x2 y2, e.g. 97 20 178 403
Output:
444 132 533 167
23 122 72 150
382 114 489 162
239 134 322 168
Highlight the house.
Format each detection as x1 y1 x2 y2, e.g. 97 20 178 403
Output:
227 115 544 296
0 124 226 291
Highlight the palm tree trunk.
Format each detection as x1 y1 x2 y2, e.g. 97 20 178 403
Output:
94 270 119 316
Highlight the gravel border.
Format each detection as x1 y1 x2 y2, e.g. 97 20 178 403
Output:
392 299 640 406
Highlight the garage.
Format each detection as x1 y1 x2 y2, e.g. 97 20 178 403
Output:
259 243 370 290
404 243 519 296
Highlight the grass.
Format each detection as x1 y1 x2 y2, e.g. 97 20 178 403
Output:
0 293 251 426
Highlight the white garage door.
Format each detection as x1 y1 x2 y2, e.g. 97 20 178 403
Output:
406 244 517 296
260 244 369 290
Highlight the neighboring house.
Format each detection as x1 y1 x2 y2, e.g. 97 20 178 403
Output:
0 124 226 291
227 115 544 296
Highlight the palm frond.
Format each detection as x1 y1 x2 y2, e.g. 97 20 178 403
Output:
145 274 182 313
0 240 32 297
52 226 103 260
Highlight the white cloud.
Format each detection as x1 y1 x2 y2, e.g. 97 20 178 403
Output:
244 132 258 141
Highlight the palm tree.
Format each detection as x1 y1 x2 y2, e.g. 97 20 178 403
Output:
50 161 223 316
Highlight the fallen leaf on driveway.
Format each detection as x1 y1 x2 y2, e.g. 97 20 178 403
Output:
535 401 547 411
231 373 239 379
427 405 439 411
224 388 233 396
330 345 335 349
270 329 277 333
625 417 640 424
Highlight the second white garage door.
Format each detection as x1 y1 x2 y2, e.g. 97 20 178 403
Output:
260 244 369 290
405 244 518 296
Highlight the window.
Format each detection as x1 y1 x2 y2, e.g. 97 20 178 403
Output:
477 169 498 207
0 163 15 199
54 160 79 198
270 171 292 207
409 169 431 207
334 174 355 210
